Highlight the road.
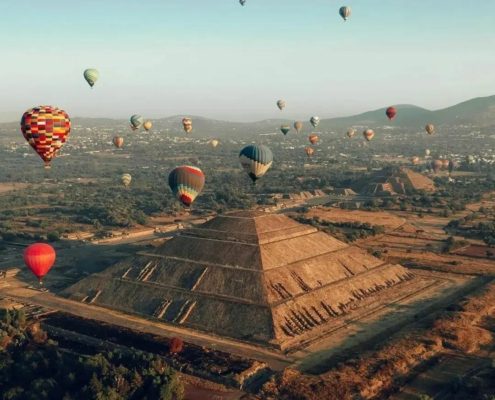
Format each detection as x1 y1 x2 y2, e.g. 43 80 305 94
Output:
0 279 293 371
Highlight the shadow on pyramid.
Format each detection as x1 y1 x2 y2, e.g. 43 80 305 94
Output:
63 210 415 351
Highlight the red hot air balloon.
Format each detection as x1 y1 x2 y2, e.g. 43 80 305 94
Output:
23 243 56 285
386 106 397 120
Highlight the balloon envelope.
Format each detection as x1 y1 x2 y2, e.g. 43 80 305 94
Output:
113 136 124 148
363 129 375 141
143 121 152 131
20 106 71 168
130 115 144 129
276 100 286 110
280 125 290 135
182 118 193 133
239 145 273 182
310 116 320 128
305 146 315 157
308 134 319 145
209 139 219 148
168 166 205 207
339 6 351 21
83 68 99 88
121 173 132 187
24 243 56 283
425 123 435 135
386 107 397 120
294 121 303 134
347 128 356 138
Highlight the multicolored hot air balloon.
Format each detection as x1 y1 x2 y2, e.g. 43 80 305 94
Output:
425 123 435 135
308 134 319 145
310 116 320 128
280 125 290 136
339 6 351 21
130 115 143 130
20 106 71 169
143 121 153 131
209 139 219 148
411 156 420 165
386 106 397 120
276 100 286 111
113 136 124 148
239 144 273 183
363 129 375 141
121 173 132 187
294 121 303 134
305 146 315 157
83 68 99 88
347 128 356 138
168 166 205 207
24 243 56 285
182 117 193 133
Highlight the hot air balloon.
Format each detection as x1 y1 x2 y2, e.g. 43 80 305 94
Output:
294 121 303 134
239 145 273 183
143 121 153 131
209 139 219 148
466 155 475 164
280 125 290 136
441 159 450 170
339 6 351 21
309 134 319 145
168 166 205 207
276 100 286 111
363 129 375 141
20 106 71 169
113 136 124 148
305 147 315 157
310 116 320 128
347 128 356 138
386 106 397 120
425 149 431 156
83 68 99 88
121 173 132 187
432 160 442 173
24 243 56 285
411 156 420 165
130 114 144 130
182 117 193 133
425 123 435 135
239 0 246 5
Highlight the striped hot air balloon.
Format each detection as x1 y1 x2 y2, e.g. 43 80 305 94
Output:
83 68 99 88
20 106 71 168
239 145 273 183
182 117 193 133
310 116 320 128
280 125 290 136
113 136 124 148
339 6 351 21
130 114 143 130
168 166 205 207
121 173 132 187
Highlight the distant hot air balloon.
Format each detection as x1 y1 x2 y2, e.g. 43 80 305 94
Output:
294 121 303 134
143 121 153 131
347 128 356 138
466 155 475 164
441 159 450 170
24 243 56 285
130 115 144 130
209 139 219 148
113 136 124 148
121 173 132 187
386 106 397 120
280 125 291 136
425 123 435 135
182 117 193 133
310 116 320 128
339 6 351 21
276 100 286 111
83 68 99 88
20 106 71 169
305 146 315 157
363 129 375 141
411 156 420 165
239 144 273 183
168 166 205 207
308 134 319 145
425 149 431 156
239 0 246 5
432 160 442 173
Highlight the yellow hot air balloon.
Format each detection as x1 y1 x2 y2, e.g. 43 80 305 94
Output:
209 139 219 148
143 121 153 131
121 173 132 187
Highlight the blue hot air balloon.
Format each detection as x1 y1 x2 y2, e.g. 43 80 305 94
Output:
239 145 273 183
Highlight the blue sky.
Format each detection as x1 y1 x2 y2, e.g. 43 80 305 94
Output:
1 0 494 121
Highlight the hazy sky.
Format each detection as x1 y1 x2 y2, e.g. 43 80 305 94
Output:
1 0 494 122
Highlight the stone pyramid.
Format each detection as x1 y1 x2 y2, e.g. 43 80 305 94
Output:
64 211 414 350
